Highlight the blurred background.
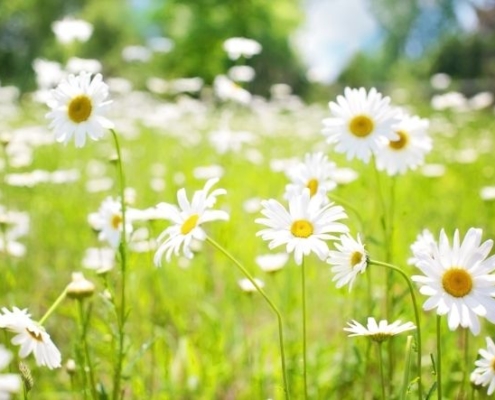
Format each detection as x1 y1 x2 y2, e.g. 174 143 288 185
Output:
1 0 495 102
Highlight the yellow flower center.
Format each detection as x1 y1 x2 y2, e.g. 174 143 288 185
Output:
442 268 473 298
307 178 319 197
350 251 363 267
349 115 374 138
389 130 409 150
181 214 199 235
68 95 93 123
111 214 122 230
26 327 43 342
491 357 495 372
291 219 314 238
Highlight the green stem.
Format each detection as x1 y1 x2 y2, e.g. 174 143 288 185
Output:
378 342 386 400
79 300 98 400
327 193 365 233
205 236 290 400
436 315 442 400
110 129 128 400
368 259 423 400
400 335 414 400
301 257 308 400
38 287 68 325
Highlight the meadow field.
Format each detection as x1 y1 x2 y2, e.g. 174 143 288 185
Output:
1 78 495 400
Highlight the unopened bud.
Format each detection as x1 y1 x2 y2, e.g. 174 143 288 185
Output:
66 272 95 299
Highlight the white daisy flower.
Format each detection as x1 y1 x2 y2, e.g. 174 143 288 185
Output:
153 178 229 265
82 247 115 274
408 228 437 266
255 253 289 273
88 197 133 249
46 71 114 147
328 234 368 291
472 337 495 395
344 317 416 343
223 37 262 60
256 189 348 266
0 307 62 369
238 278 265 293
0 345 21 398
322 87 399 163
375 113 432 175
411 228 495 335
284 152 337 201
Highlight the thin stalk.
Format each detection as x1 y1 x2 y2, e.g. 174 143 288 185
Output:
377 342 386 400
368 259 423 399
460 328 469 398
79 300 98 400
436 315 442 400
301 258 308 399
110 129 128 400
39 288 68 325
400 335 414 400
205 235 290 399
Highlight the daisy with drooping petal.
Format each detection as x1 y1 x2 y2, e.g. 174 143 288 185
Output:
0 345 21 399
153 178 229 265
344 317 416 343
328 233 368 291
256 189 348 266
0 307 62 369
471 337 495 395
375 113 432 175
407 228 436 266
284 152 337 201
322 87 399 163
411 228 495 335
46 71 114 147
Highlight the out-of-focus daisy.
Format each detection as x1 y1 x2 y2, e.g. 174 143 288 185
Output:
88 197 133 249
411 228 495 335
420 163 446 178
0 345 21 398
471 337 495 395
66 57 102 75
408 228 436 266
328 234 368 291
208 128 256 154
375 113 432 175
46 71 114 148
344 317 416 343
153 178 229 265
480 186 495 201
228 65 256 83
213 75 252 105
238 278 265 293
51 17 93 44
284 152 337 201
223 37 262 60
256 190 348 266
255 253 289 273
82 247 115 274
0 208 29 258
322 87 399 163
0 307 61 369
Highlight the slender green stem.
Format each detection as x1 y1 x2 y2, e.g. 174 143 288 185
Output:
377 342 386 400
110 129 128 400
436 315 442 400
301 258 308 399
79 300 98 400
460 328 469 398
39 287 68 325
368 259 423 399
400 335 414 400
205 235 290 399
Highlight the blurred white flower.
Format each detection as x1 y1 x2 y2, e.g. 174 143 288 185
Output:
121 45 152 63
51 17 93 44
472 337 495 395
228 65 256 83
213 75 251 105
0 345 21 398
82 247 115 274
32 59 65 90
255 253 289 273
66 57 102 74
223 37 262 60
430 73 451 90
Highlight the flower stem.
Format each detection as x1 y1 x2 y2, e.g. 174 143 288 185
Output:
377 342 386 400
39 287 68 325
368 259 423 399
205 235 290 399
436 315 442 400
400 335 414 400
301 257 308 399
110 129 128 400
78 300 98 400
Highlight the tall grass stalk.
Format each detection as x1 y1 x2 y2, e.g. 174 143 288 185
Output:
301 257 308 399
436 315 442 400
377 342 386 400
400 335 414 400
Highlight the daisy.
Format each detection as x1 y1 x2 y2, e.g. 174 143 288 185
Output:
0 307 62 369
322 87 399 163
344 317 416 343
255 189 348 266
255 253 289 273
328 233 368 291
375 113 432 175
82 247 115 274
46 71 114 147
223 37 262 60
471 337 495 395
411 228 495 335
0 345 21 399
153 178 229 265
284 152 337 201
407 228 436 266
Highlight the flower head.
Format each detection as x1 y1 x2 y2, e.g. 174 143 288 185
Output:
223 37 262 60
284 152 337 201
0 307 61 369
328 233 368 291
411 228 495 335
344 317 416 343
153 178 229 265
322 87 399 163
46 71 114 147
256 190 348 265
471 337 495 395
408 228 436 266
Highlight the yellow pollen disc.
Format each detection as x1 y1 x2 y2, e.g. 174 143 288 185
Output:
389 130 409 150
350 251 363 267
442 268 473 298
26 327 44 342
68 95 93 123
290 219 314 238
111 214 122 230
349 115 374 138
307 179 319 197
181 214 199 235
491 357 495 372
